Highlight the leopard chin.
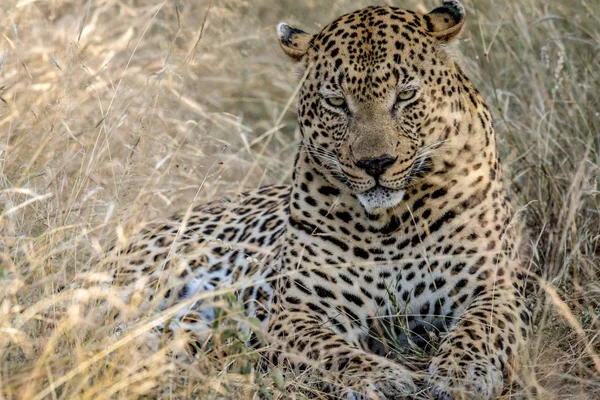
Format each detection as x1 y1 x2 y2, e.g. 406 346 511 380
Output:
356 186 405 214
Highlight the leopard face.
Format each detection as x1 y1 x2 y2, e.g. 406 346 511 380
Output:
278 3 466 213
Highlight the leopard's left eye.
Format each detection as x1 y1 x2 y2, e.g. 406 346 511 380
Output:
395 90 417 104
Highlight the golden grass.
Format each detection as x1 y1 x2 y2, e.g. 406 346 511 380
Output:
0 0 599 398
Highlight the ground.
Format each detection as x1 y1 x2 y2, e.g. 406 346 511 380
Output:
0 0 598 399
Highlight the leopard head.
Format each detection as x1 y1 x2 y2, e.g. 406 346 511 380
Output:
278 1 469 213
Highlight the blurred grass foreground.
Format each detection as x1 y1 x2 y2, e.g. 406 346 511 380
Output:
0 0 599 399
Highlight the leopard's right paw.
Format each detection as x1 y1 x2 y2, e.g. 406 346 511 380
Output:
342 363 417 400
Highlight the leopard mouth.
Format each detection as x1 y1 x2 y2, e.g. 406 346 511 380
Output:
356 185 406 214
354 156 432 214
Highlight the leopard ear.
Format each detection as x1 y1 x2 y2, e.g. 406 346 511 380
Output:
424 0 466 42
277 23 312 62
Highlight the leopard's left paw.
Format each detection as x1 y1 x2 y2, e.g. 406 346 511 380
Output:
426 354 503 400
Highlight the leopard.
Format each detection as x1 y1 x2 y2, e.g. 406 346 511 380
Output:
107 1 534 399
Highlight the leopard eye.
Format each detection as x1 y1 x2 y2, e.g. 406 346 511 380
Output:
325 97 347 108
395 90 417 104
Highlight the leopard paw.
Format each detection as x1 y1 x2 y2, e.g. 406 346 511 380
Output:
426 355 503 399
342 363 417 400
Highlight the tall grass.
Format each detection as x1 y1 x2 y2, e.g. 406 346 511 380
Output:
0 0 598 398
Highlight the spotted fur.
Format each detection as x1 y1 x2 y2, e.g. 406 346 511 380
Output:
109 2 532 399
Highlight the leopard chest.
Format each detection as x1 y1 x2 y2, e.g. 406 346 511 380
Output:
281 207 502 343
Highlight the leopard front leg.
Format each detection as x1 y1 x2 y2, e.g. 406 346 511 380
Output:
426 285 531 400
267 309 416 399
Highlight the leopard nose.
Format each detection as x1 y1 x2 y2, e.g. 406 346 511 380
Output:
355 155 397 178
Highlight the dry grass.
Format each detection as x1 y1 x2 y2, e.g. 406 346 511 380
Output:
0 0 599 398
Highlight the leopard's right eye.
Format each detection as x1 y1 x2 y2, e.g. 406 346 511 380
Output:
325 97 347 109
